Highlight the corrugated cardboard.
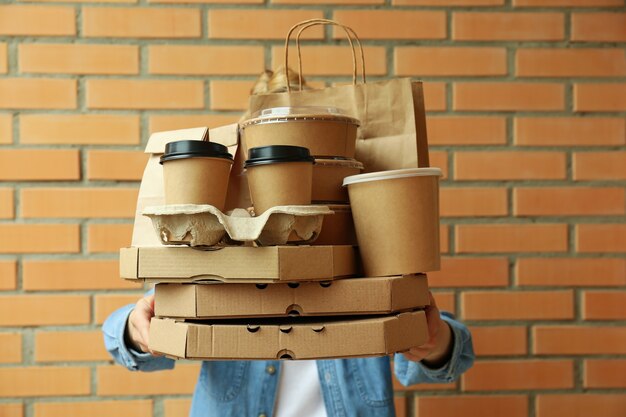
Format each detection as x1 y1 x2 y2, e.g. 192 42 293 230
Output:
154 274 429 318
149 310 427 360
120 245 359 283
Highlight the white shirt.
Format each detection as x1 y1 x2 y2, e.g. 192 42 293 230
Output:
274 360 329 417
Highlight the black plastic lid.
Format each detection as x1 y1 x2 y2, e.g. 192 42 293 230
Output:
160 140 233 164
244 145 315 168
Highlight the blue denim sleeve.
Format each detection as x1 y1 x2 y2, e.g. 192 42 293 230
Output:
393 311 475 385
102 300 175 372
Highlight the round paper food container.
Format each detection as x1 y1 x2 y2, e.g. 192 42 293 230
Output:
312 158 364 203
343 168 442 277
240 107 360 158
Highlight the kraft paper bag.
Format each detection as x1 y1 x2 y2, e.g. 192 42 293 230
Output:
248 19 430 172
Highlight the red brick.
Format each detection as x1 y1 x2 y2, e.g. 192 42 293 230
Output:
416 395 528 417
455 151 567 180
424 82 447 112
273 0 381 3
333 10 446 39
431 151 448 179
454 82 564 111
0 149 80 181
88 223 133 253
0 333 22 363
517 49 626 77
87 150 148 181
0 367 90 397
0 78 76 109
428 257 509 288
574 83 626 112
583 291 626 320
518 258 626 287
208 9 324 39
35 331 110 362
514 187 625 216
515 0 623 6
210 80 254 111
574 152 626 181
0 187 14 219
577 224 626 253
584 360 626 389
164 399 191 417
19 43 138 75
149 114 240 133
87 79 204 110
427 116 506 145
394 397 406 417
0 404 22 417
21 188 137 219
469 326 527 356
150 45 264 75
0 5 75 36
0 113 12 144
0 43 6 73
457 224 569 254
462 290 574 321
534 326 626 355
395 0 503 4
0 295 90 326
537 394 626 417
83 7 200 38
433 291 456 314
453 12 564 41
273 45 386 76
20 114 140 145
34 401 153 417
23 260 139 291
95 294 143 324
572 13 626 42
0 224 80 254
463 360 574 391
97 364 200 395
396 47 506 77
515 117 625 146
0 260 17 290
441 187 508 217
440 224 450 254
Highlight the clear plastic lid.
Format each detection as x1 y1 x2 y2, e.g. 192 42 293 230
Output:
241 106 360 127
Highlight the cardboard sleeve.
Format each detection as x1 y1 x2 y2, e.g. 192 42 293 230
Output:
149 310 428 360
120 245 359 283
154 274 429 319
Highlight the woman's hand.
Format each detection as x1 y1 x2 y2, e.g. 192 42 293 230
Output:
125 294 160 355
403 291 453 368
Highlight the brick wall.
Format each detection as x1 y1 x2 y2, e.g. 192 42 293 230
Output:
0 0 625 416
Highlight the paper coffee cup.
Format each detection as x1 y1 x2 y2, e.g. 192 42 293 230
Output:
241 107 360 158
245 145 314 214
160 140 234 210
312 204 357 246
343 168 442 276
312 158 364 203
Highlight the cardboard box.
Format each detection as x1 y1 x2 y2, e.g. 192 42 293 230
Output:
155 274 429 319
149 310 427 360
120 245 359 283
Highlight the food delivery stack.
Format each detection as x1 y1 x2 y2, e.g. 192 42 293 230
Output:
118 20 442 361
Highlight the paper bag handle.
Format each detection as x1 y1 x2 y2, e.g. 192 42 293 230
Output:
284 19 366 92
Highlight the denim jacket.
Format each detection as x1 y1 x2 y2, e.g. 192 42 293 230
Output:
103 304 474 417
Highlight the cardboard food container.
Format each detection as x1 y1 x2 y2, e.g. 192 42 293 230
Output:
119 245 359 283
312 204 357 246
343 168 442 277
240 107 360 158
143 205 332 247
312 158 364 203
154 274 429 319
149 310 427 360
